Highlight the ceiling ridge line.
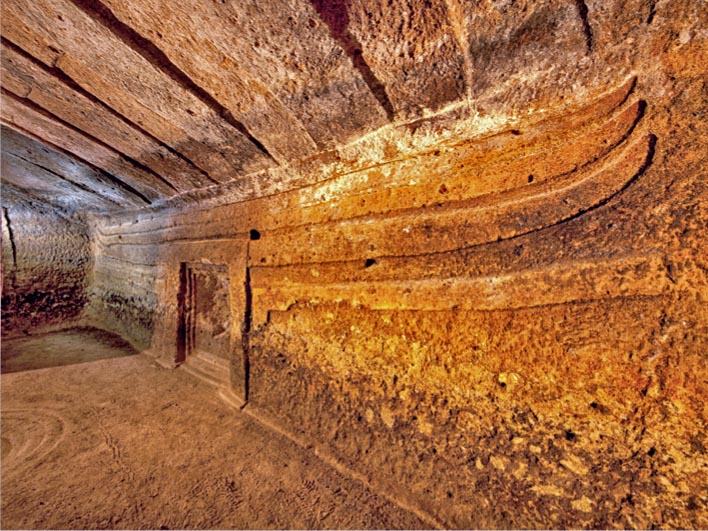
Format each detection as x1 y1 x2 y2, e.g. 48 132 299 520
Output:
2 87 176 197
4 151 122 207
68 0 278 165
1 115 152 206
1 37 218 187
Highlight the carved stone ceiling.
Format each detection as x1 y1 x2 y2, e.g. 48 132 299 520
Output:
0 0 646 213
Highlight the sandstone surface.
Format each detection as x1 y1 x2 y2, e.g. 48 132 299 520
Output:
1 0 706 528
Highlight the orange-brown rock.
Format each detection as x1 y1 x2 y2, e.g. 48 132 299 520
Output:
1 0 706 528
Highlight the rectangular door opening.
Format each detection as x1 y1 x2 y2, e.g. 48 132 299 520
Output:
178 263 231 388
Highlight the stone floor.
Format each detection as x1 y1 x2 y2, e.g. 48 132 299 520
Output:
0 327 424 530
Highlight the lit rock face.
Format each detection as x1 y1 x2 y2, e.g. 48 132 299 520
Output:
2 0 707 527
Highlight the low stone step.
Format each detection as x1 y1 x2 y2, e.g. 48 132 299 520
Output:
182 351 230 389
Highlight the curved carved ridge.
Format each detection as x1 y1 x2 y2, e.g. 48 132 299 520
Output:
251 133 656 266
314 74 637 188
3 0 701 525
92 76 637 236
95 94 646 246
95 127 651 255
250 254 670 328
284 99 647 218
305 77 639 209
96 130 654 285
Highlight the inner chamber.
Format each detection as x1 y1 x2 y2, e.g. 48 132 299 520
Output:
1 0 706 528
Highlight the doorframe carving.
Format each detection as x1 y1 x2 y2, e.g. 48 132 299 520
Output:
150 238 249 402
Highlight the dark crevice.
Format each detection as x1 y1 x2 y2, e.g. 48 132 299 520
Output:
646 0 657 24
574 0 593 53
2 117 152 206
68 0 276 163
146 140 218 186
242 259 253 403
5 151 122 207
617 77 638 109
310 0 396 120
1 38 218 185
176 263 188 364
127 160 178 194
2 207 18 290
2 88 179 195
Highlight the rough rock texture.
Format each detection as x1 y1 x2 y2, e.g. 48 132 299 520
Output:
84 223 158 350
1 328 425 529
94 82 706 531
1 195 91 335
3 0 687 211
2 0 707 528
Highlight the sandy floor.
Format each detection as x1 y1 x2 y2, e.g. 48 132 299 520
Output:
0 327 424 530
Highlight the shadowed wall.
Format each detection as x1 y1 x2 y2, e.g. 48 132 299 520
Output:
1 195 91 335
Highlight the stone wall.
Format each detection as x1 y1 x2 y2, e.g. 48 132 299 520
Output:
84 221 159 350
90 52 708 526
2 0 706 525
1 195 92 335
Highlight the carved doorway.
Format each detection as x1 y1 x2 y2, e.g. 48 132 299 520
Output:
178 263 231 387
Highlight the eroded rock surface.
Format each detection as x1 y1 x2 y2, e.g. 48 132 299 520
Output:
1 0 707 528
1 194 91 335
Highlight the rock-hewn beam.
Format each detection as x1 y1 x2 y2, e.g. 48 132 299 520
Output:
1 0 274 182
98 0 390 152
1 90 172 201
1 151 117 212
1 126 146 209
327 0 468 119
1 42 216 193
